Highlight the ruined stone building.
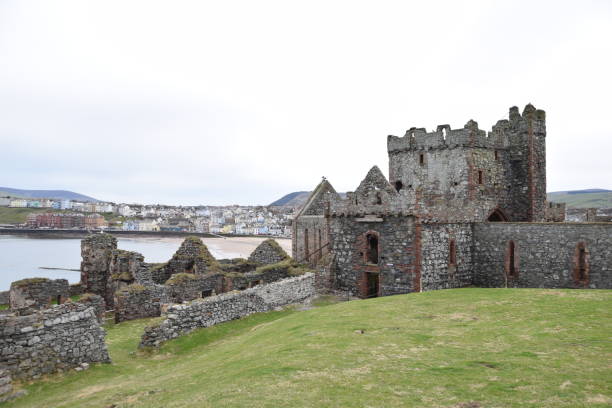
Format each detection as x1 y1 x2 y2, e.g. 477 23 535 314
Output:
293 104 612 297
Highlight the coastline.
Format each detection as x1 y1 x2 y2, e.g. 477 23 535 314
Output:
0 228 290 241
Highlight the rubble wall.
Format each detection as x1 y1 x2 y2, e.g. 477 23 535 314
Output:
9 278 70 310
114 284 168 323
473 223 612 288
0 303 110 381
329 215 417 297
140 273 315 348
420 223 473 291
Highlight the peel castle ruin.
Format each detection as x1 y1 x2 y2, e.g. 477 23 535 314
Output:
292 104 612 297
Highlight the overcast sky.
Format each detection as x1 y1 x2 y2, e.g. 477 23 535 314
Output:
1 1 610 205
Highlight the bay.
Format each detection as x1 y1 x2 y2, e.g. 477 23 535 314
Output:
0 235 291 291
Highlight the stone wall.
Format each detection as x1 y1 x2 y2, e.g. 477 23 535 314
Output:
473 223 612 289
0 302 110 381
247 239 289 265
106 249 145 307
0 291 8 305
165 273 211 303
330 215 417 297
80 234 117 300
69 283 84 297
421 223 473 291
152 237 220 284
77 293 106 323
0 366 21 403
9 278 70 310
114 284 168 323
139 273 315 348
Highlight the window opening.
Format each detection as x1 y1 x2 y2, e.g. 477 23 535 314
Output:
365 233 379 264
449 240 456 266
478 170 483 184
419 154 425 166
394 181 403 192
576 243 588 283
508 241 516 277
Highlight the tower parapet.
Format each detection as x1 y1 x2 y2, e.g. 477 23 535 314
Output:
387 104 547 222
388 121 509 153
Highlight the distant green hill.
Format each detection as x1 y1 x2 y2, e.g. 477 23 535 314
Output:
0 187 98 202
269 191 310 207
547 189 612 208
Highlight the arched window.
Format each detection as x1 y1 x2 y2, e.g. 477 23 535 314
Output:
574 242 589 284
449 239 456 266
376 192 382 205
365 233 379 264
304 228 309 259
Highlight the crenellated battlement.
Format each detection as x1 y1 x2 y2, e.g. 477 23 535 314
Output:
387 104 545 153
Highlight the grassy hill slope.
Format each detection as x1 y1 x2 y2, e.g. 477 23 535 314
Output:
0 207 63 224
9 289 612 408
547 191 612 208
0 187 98 202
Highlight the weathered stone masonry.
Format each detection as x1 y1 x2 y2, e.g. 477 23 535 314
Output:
9 278 70 310
0 302 110 381
140 273 315 348
472 223 612 289
293 104 612 296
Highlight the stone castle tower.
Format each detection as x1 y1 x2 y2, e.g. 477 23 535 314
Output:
387 103 546 222
293 104 611 298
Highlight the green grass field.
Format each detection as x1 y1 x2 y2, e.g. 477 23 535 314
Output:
6 289 612 408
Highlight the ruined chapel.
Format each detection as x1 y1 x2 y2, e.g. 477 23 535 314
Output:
292 104 612 297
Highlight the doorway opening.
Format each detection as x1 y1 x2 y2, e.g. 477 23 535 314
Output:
488 208 509 222
365 272 379 298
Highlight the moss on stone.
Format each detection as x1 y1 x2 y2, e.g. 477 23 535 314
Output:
78 293 98 302
165 273 198 286
149 263 167 272
119 284 147 294
261 239 290 259
111 271 134 282
11 277 49 287
254 259 295 275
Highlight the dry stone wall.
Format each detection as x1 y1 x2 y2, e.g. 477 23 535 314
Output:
247 239 289 265
0 291 9 305
9 278 70 310
114 284 168 323
0 302 110 381
80 234 117 302
139 273 315 348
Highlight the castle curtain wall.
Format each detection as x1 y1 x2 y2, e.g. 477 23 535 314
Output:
473 223 612 289
420 223 473 291
329 215 417 297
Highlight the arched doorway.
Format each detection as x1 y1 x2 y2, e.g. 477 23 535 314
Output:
488 208 509 222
